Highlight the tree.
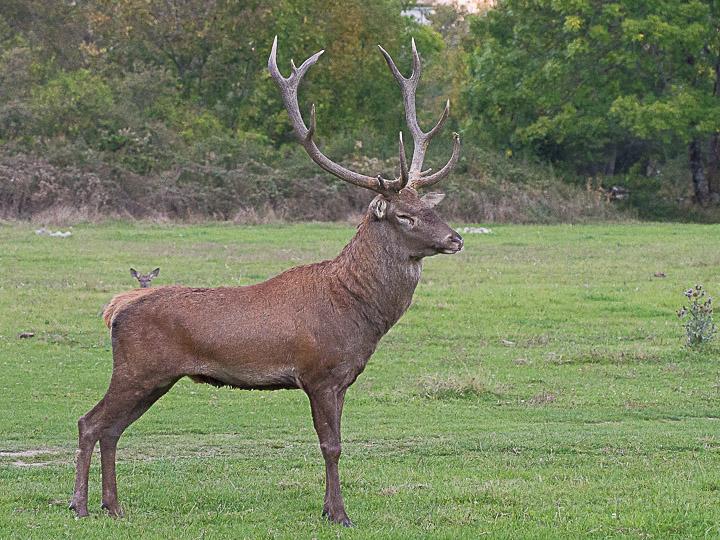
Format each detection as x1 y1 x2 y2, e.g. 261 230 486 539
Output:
465 0 720 203
608 1 720 204
0 0 449 174
465 1 638 174
85 0 431 146
1 0 89 69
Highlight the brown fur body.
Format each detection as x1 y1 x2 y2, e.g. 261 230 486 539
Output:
104 222 420 393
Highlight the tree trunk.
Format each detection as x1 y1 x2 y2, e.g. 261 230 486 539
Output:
708 57 720 197
604 145 617 176
689 138 710 205
708 133 720 197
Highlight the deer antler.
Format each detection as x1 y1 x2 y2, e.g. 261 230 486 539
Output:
269 37 407 195
378 38 460 190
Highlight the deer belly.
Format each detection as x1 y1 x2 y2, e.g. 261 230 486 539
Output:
183 317 322 390
190 365 299 390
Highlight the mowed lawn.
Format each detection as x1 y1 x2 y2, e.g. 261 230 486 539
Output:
1 221 719 539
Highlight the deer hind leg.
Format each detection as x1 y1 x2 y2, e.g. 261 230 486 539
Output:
70 399 106 517
98 381 178 516
70 378 177 518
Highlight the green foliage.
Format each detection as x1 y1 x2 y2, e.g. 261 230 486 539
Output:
466 0 635 170
31 69 115 138
1 0 718 220
84 0 431 146
606 1 720 146
465 0 720 182
172 108 227 145
0 0 456 176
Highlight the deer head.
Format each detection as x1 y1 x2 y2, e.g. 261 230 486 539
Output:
268 37 463 259
130 267 160 288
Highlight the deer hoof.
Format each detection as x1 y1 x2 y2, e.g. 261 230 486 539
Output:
69 500 89 518
101 501 124 518
322 509 353 527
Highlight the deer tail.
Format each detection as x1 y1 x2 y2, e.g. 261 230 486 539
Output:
102 288 158 328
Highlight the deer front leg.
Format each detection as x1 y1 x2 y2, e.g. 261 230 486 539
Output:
308 388 352 527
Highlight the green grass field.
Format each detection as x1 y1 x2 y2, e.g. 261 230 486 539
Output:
1 221 719 539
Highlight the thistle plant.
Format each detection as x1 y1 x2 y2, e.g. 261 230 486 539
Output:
677 284 717 347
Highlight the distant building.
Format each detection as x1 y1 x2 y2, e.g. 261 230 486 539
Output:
403 0 494 24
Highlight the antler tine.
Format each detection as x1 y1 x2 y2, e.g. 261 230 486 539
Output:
426 99 450 141
377 44 422 147
378 40 421 85
411 132 461 189
378 40 459 189
269 37 396 194
377 44 405 85
410 37 421 82
307 103 316 141
398 132 409 189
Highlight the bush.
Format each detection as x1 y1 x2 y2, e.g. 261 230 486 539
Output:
677 285 717 347
0 139 629 224
0 154 138 221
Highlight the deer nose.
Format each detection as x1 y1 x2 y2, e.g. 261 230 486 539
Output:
442 232 463 253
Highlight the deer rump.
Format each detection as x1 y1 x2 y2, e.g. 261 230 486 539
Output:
102 271 377 392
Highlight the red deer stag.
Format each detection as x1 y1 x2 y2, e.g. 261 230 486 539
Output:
70 37 462 527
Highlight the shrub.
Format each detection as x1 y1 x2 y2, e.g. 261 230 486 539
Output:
677 285 717 347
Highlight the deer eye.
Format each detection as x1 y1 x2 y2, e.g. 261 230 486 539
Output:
396 214 415 227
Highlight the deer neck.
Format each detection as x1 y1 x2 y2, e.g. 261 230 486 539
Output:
329 217 422 334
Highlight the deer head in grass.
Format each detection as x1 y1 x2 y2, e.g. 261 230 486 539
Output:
130 267 160 288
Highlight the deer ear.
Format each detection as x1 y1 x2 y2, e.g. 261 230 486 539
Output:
150 268 160 278
421 192 445 208
370 197 387 220
130 268 138 278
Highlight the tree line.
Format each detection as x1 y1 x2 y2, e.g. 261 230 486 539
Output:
1 0 718 219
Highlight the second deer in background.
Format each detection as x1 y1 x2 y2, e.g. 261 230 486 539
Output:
130 268 160 288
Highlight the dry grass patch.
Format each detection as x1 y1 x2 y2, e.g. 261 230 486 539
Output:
545 349 663 366
379 483 430 497
527 391 557 406
418 374 502 401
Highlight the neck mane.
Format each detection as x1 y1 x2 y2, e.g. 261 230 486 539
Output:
328 215 422 334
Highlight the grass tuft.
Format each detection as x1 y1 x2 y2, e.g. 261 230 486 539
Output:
418 374 502 401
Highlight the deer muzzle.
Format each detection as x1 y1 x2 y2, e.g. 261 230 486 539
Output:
439 232 463 254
